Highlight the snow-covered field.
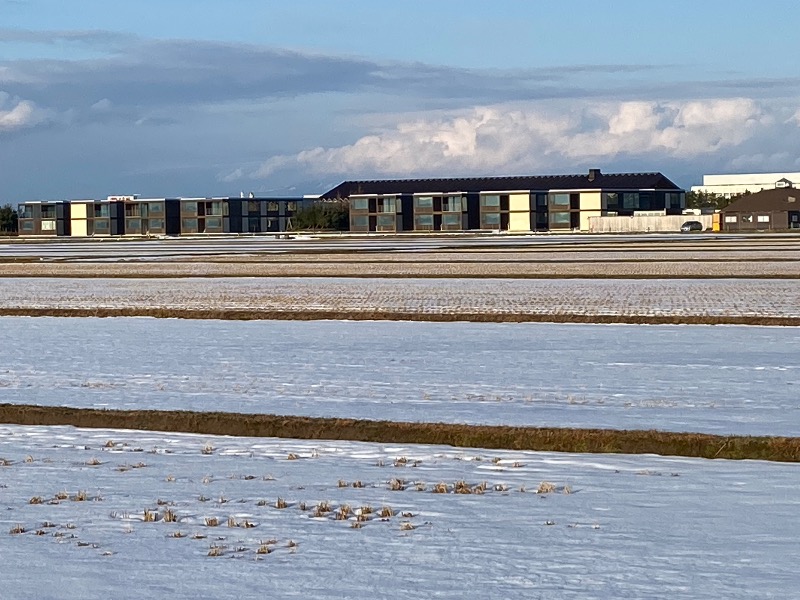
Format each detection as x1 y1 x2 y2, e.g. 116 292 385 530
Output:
3 317 799 436
2 277 800 318
1 424 799 599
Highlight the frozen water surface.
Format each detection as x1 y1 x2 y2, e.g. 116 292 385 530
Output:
2 317 799 436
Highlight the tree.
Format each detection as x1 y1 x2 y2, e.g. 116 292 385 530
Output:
684 191 743 211
290 200 349 231
0 204 18 233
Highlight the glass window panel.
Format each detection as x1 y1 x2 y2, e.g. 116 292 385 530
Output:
149 202 164 214
182 218 198 231
268 202 279 212
415 196 433 209
377 215 394 226
724 215 737 223
443 213 461 225
757 215 770 223
21 220 34 231
622 193 638 209
550 193 570 206
125 219 141 233
352 198 369 211
286 202 297 211
551 212 570 224
352 215 368 227
482 213 501 224
148 218 164 231
481 195 500 207
206 217 222 229
182 202 197 215
94 219 110 231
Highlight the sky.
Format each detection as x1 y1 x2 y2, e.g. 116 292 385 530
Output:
2 0 800 201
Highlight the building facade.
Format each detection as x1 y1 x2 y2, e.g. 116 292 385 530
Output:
322 170 684 233
17 196 309 237
721 187 800 231
691 173 800 198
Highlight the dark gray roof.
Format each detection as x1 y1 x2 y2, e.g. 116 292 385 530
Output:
320 170 682 199
722 187 800 213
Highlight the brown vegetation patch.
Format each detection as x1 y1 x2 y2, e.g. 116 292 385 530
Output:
1 307 799 326
1 403 799 462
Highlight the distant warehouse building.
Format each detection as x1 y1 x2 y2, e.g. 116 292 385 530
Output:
321 169 685 233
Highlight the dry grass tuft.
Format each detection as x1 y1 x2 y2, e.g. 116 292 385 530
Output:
204 516 219 527
226 516 238 528
85 457 102 466
400 522 415 531
562 485 573 494
162 508 178 523
287 453 299 460
207 545 223 557
313 501 331 518
165 474 175 482
415 482 426 492
394 456 408 467
201 443 215 455
256 544 271 554
537 482 556 494
379 506 393 518
9 524 25 534
350 522 363 529
454 480 472 494
72 490 88 502
388 478 405 491
335 505 352 521
241 519 256 529
143 509 158 522
104 440 116 448
337 479 348 488
432 482 448 494
24 455 34 463
28 496 44 505
0 458 11 466
275 497 288 509
352 480 364 488
170 531 186 538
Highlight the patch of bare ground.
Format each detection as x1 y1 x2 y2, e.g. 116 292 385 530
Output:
1 404 798 463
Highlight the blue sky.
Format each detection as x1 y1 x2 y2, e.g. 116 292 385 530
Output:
2 0 800 201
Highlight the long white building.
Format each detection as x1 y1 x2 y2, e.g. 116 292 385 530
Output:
691 172 800 198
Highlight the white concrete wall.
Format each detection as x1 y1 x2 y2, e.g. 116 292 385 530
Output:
588 214 714 233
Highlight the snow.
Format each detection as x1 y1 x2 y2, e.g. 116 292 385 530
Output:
2 317 799 436
1 425 799 599
2 277 800 318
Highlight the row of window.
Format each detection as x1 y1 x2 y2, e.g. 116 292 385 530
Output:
724 214 770 223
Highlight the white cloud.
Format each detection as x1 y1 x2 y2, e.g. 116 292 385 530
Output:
0 91 47 132
248 97 783 180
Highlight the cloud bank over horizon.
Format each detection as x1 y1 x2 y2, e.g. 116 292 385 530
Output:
1 25 800 199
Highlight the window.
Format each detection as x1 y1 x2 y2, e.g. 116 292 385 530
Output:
550 212 570 225
94 204 110 218
442 196 463 212
205 201 223 216
125 218 141 234
351 215 368 228
267 202 279 212
352 198 369 211
757 215 770 223
481 213 500 226
21 220 34 231
622 193 638 210
19 205 34 218
205 217 222 229
415 196 433 209
41 205 56 219
536 194 548 208
377 214 395 230
182 202 197 216
247 200 259 213
149 202 164 215
181 218 198 231
443 213 461 226
377 198 395 213
94 219 110 231
286 201 297 212
549 193 570 207
415 214 434 229
724 215 737 223
604 193 619 211
481 194 500 207
148 218 164 231
741 214 753 223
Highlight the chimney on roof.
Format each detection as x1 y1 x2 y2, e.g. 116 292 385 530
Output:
588 168 601 182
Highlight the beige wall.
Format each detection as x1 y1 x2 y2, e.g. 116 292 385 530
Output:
580 191 602 211
508 211 530 232
71 203 88 218
71 220 88 237
508 193 529 211
580 210 601 232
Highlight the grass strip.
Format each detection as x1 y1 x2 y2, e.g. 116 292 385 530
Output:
1 403 798 462
1 306 800 326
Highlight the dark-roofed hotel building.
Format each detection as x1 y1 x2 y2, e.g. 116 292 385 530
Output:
322 169 685 233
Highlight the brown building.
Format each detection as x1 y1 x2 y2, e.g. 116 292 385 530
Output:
721 186 800 231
